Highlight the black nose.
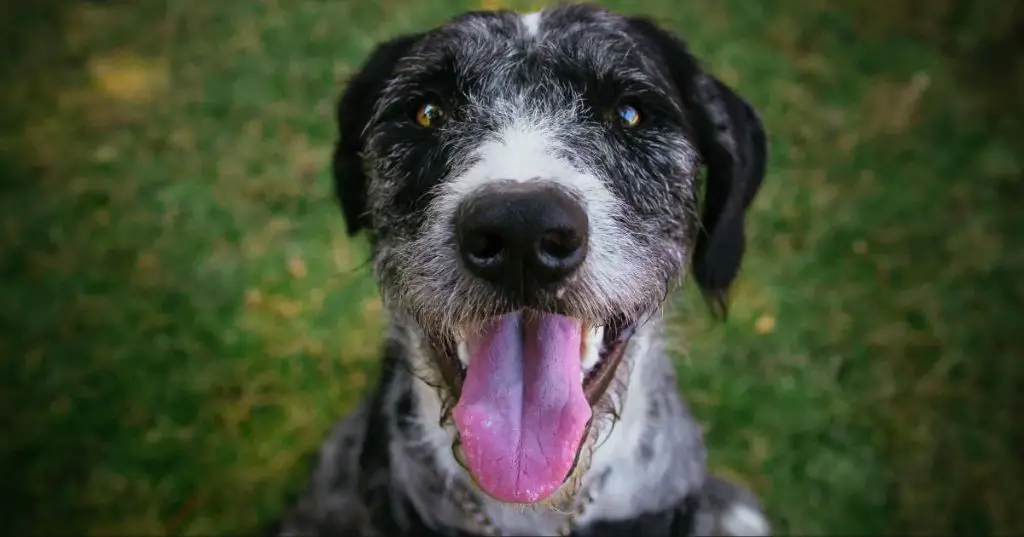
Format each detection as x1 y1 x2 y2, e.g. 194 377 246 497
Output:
455 182 589 295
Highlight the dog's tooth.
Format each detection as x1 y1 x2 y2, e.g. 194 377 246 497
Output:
456 339 471 367
580 325 604 372
580 371 585 384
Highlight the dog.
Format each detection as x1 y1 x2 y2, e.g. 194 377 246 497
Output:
270 3 770 536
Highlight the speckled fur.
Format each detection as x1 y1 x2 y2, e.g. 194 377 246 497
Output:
271 4 770 536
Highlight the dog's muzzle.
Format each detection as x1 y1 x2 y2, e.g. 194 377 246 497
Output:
419 180 639 505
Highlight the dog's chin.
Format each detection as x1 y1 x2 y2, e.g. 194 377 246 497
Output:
426 309 639 507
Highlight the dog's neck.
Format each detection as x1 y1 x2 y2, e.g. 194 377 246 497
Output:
382 315 708 536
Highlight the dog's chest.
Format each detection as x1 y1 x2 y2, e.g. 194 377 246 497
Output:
391 448 696 537
392 447 574 535
388 490 696 537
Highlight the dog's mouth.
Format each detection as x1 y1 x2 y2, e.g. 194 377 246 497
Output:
432 310 637 505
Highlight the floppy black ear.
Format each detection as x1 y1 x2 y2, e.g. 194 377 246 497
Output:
333 34 421 236
628 17 769 318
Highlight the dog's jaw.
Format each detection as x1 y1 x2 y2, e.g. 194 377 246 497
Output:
388 313 706 535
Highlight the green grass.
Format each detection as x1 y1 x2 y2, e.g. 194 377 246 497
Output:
1 0 1021 535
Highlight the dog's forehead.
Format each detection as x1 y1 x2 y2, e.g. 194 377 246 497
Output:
409 5 653 81
439 4 624 41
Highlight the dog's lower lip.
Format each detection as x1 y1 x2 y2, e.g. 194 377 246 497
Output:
452 438 470 471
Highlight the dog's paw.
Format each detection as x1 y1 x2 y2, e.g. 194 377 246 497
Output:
716 502 770 537
700 475 771 537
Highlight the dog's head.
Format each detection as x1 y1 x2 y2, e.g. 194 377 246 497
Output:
333 4 767 507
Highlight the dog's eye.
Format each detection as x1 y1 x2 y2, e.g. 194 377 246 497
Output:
616 104 641 128
415 102 445 128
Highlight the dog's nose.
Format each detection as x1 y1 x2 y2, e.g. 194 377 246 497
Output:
455 182 589 293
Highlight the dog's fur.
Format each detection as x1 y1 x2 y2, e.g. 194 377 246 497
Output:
270 4 770 536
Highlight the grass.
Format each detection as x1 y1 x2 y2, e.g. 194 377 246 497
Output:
1 0 1021 535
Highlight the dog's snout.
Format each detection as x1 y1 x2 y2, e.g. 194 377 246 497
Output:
456 182 589 293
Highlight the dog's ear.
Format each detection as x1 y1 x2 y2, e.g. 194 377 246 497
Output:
333 34 421 236
628 18 769 319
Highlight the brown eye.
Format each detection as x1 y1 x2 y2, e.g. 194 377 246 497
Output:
415 102 444 128
616 104 641 128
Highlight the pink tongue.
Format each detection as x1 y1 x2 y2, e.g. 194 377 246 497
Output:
452 312 591 504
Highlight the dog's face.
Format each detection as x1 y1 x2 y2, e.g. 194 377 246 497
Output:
333 4 767 507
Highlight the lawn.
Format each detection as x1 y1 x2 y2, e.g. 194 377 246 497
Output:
1 0 1021 535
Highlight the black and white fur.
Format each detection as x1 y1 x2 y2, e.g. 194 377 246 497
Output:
270 4 770 536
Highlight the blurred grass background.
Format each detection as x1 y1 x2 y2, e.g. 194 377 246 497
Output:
1 0 1021 535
